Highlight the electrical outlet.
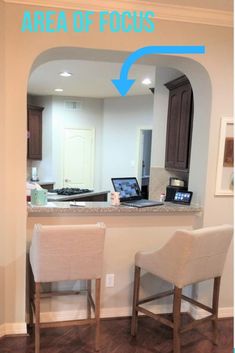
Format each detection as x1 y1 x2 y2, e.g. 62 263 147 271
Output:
105 274 115 287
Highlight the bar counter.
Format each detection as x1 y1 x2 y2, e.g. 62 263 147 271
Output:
27 201 201 217
27 201 202 322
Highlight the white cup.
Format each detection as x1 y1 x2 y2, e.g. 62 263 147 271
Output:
110 192 120 206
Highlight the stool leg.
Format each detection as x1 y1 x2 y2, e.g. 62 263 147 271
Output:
87 279 92 319
95 278 101 351
29 265 34 330
35 282 41 353
131 266 141 336
212 277 221 345
173 286 182 353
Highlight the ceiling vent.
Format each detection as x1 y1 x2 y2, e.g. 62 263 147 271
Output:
64 100 82 110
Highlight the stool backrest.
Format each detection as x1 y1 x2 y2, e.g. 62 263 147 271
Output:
160 224 233 288
30 223 106 282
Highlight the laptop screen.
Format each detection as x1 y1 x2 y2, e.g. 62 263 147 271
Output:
111 177 142 201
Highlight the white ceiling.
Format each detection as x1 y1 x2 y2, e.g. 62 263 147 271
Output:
28 60 156 98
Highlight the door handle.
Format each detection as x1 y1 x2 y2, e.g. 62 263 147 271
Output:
64 179 71 182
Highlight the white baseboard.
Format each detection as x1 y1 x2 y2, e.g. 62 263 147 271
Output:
0 322 27 338
0 324 5 338
40 303 189 323
40 309 87 322
0 305 233 338
218 307 234 318
101 303 190 319
189 305 233 320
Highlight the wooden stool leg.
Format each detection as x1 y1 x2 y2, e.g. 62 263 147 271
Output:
131 266 141 336
35 282 41 353
212 277 221 345
29 265 34 330
95 278 101 351
87 279 92 319
173 286 182 353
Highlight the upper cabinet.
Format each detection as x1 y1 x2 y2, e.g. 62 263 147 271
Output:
27 105 44 160
164 75 193 172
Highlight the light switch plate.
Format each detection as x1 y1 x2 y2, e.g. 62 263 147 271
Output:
105 274 115 287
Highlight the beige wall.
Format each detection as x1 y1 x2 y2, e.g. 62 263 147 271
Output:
0 0 5 327
0 3 233 328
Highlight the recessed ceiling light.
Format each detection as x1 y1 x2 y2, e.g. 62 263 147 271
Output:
54 88 64 92
142 78 152 85
60 71 72 77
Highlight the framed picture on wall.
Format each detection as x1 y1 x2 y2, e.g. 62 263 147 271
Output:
215 117 234 196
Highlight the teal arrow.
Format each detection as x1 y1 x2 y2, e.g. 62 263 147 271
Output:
112 45 205 96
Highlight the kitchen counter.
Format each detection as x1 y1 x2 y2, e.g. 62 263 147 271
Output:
47 190 109 202
27 201 201 217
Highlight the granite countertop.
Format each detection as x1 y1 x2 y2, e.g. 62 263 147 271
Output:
27 201 202 217
47 190 109 201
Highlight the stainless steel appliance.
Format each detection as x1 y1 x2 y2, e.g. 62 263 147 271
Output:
165 178 187 202
169 177 185 187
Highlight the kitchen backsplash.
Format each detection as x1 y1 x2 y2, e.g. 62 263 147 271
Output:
149 167 189 200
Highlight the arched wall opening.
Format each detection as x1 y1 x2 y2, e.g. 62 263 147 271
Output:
3 45 214 328
24 48 213 321
28 47 212 212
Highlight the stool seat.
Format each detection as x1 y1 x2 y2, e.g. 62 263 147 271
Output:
131 224 233 353
29 223 106 353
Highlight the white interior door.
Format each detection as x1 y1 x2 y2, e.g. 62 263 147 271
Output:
137 128 152 185
137 130 144 184
63 128 95 189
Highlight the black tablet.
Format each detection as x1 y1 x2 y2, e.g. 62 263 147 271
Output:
173 191 193 205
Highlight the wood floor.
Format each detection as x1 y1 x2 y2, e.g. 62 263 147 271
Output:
0 315 233 353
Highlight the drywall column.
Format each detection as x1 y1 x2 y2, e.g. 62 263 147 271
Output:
0 0 5 329
3 10 29 328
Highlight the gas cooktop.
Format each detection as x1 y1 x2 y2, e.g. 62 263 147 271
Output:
51 188 92 196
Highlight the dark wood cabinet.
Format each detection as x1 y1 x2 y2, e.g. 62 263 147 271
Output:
71 193 108 202
39 183 55 191
47 191 108 202
164 75 193 171
27 105 44 160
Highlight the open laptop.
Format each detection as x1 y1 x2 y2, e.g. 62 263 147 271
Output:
111 177 163 208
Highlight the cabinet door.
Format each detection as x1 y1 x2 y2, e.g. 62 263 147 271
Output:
165 76 193 171
27 105 44 160
174 83 192 170
165 90 180 169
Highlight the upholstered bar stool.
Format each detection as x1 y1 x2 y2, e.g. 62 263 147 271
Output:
29 223 106 353
131 224 233 353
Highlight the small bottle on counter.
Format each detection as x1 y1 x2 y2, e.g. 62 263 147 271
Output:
110 192 120 206
159 193 166 202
